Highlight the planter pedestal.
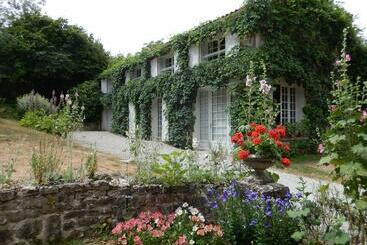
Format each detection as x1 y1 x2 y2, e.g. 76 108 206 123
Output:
244 157 274 185
241 157 289 198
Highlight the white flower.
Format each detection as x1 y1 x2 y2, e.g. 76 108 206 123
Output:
259 80 272 94
245 75 253 87
189 207 199 215
182 202 189 208
189 240 195 244
65 94 70 100
175 207 183 216
155 219 159 224
81 105 85 110
67 99 72 105
192 225 198 232
198 214 205 222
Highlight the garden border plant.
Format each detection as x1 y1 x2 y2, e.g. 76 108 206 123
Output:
100 0 367 148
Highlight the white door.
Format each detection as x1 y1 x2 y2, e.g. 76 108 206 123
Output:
197 88 229 149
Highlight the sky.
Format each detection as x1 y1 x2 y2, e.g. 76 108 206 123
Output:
44 0 367 56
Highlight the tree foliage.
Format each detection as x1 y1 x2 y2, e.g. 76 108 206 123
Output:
0 11 109 100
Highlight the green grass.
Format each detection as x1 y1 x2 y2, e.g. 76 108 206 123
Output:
275 154 334 180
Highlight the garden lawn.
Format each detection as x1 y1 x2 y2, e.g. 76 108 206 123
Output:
274 154 334 181
0 118 135 182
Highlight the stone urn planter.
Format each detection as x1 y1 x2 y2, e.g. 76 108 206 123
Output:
244 157 274 184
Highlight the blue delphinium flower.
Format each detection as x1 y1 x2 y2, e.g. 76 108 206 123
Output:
285 190 292 200
249 219 257 226
244 190 258 202
295 192 302 199
264 221 271 228
275 198 286 213
211 201 218 209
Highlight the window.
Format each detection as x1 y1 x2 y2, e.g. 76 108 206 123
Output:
278 86 296 124
159 56 174 74
202 38 226 61
130 67 142 80
240 35 257 47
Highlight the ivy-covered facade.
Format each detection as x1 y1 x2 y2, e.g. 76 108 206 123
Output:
99 0 366 149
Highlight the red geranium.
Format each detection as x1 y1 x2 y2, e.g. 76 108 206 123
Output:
250 122 258 128
231 132 243 144
276 125 286 137
252 137 261 145
283 144 290 152
255 125 267 134
268 129 279 140
281 157 291 167
250 131 260 138
238 150 250 160
275 140 283 148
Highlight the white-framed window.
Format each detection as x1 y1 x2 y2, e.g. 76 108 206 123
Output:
159 55 174 74
280 86 296 124
196 87 230 149
240 35 257 47
201 38 226 61
101 79 113 94
130 67 142 80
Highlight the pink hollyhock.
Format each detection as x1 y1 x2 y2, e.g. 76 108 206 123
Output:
197 229 206 236
112 223 123 235
151 229 164 238
318 144 325 154
345 54 351 62
360 110 367 122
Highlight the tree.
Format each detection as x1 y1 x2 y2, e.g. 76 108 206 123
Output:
0 12 109 100
0 0 45 27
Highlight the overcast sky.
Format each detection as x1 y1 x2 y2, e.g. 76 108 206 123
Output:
44 0 367 56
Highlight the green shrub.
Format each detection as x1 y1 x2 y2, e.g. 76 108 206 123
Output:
16 91 53 115
0 155 15 185
288 138 317 157
70 80 102 123
19 100 84 137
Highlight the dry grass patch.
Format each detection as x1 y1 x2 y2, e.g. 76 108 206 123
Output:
0 118 135 183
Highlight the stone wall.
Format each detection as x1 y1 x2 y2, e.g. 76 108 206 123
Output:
0 181 210 245
0 180 288 245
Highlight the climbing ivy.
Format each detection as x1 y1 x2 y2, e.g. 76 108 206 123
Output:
102 0 367 148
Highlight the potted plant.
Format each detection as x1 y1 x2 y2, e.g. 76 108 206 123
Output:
231 62 291 183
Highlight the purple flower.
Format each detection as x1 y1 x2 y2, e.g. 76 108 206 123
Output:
249 219 257 226
244 190 258 202
318 144 325 154
335 60 341 66
285 191 292 200
295 192 302 199
211 201 218 209
264 221 271 228
265 209 273 217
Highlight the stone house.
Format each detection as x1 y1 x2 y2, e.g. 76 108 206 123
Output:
100 8 306 150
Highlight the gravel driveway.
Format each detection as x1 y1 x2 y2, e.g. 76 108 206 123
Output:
71 131 343 195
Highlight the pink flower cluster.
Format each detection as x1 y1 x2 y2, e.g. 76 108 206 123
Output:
112 211 175 244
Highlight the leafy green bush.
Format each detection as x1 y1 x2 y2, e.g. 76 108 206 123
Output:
288 138 317 157
152 151 188 187
70 80 103 123
16 91 53 115
19 98 84 137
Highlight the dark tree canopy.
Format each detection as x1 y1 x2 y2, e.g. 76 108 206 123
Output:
0 12 109 99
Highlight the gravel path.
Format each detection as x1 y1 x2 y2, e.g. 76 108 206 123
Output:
71 131 343 195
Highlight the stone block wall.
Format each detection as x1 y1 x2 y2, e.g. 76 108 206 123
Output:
0 180 288 245
0 181 208 245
